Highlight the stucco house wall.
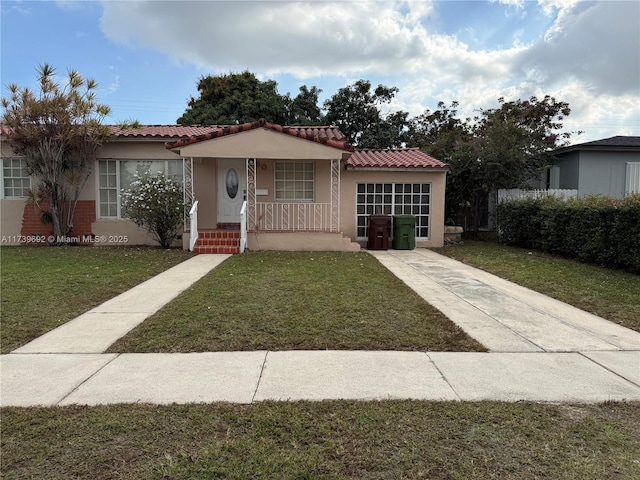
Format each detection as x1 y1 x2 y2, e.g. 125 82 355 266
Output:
340 169 447 248
2 123 450 250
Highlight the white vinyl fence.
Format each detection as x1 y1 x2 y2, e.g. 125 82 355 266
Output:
498 189 578 202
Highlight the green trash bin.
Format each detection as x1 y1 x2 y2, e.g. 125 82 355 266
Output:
392 215 416 250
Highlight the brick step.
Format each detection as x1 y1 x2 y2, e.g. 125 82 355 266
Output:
197 238 240 246
193 245 240 254
192 229 241 255
198 229 240 240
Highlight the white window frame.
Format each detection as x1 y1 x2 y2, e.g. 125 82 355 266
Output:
626 162 640 196
274 161 315 202
1 157 31 199
97 159 184 219
356 182 431 240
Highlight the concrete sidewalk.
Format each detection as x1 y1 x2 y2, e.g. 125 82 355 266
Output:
2 350 639 407
2 249 639 407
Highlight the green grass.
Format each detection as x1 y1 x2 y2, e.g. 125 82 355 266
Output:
0 246 192 353
108 251 484 352
439 241 640 332
2 401 639 479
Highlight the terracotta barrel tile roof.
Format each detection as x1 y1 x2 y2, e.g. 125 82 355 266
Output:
109 125 219 138
347 148 449 170
1 124 219 139
164 119 354 151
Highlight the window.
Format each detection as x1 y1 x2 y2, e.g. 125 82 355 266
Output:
1 158 30 198
626 162 640 196
274 162 314 201
98 159 183 218
356 183 431 239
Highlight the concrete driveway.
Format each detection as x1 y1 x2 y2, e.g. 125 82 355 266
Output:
369 249 640 353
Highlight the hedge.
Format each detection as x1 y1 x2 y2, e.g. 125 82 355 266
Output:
497 194 640 273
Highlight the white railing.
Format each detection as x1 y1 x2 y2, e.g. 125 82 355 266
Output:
255 202 335 231
188 200 199 251
498 189 578 202
239 200 247 253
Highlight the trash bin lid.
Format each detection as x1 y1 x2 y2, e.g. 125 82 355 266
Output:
393 214 416 224
369 215 391 225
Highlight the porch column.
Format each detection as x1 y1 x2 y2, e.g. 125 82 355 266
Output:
247 158 256 231
183 157 194 227
331 158 340 232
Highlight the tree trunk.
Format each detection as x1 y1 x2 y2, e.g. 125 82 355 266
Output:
49 201 64 243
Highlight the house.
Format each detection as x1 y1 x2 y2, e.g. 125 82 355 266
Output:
547 136 640 198
1 119 450 251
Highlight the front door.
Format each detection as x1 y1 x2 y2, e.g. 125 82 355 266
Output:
217 159 246 223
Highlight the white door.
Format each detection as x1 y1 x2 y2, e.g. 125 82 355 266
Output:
217 159 246 223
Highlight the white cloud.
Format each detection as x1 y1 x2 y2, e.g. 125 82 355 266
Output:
516 1 639 96
99 1 438 78
108 75 120 94
97 0 639 141
491 0 525 9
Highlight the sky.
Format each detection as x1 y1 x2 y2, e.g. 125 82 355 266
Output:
1 0 639 144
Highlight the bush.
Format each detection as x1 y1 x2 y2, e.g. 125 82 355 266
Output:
498 194 640 273
121 171 184 248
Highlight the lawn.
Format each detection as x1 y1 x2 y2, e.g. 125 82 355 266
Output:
439 241 640 332
2 401 639 479
108 251 483 353
0 246 192 353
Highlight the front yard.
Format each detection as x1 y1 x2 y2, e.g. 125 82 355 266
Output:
2 245 639 478
107 251 483 353
0 246 192 354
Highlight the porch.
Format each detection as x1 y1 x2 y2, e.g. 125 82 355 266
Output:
178 151 354 253
163 120 355 253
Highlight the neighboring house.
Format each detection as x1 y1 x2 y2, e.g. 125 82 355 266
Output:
548 136 640 198
0 119 449 251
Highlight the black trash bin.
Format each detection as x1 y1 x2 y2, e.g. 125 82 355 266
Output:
367 215 391 250
392 215 416 250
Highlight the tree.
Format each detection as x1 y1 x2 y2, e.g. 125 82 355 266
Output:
286 85 323 125
407 96 575 231
178 71 325 126
121 171 184 248
473 96 572 188
1 63 111 242
323 80 409 148
408 101 474 223
177 71 287 125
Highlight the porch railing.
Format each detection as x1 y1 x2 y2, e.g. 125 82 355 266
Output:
255 202 336 232
189 200 199 251
240 200 247 253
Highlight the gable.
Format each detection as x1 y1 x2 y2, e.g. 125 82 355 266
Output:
169 127 351 160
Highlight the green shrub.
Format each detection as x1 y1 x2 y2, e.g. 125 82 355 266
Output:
121 171 184 248
498 194 640 273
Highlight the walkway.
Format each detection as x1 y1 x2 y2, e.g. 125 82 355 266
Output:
1 250 639 407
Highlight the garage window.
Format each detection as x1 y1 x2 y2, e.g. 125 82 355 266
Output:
356 183 430 239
